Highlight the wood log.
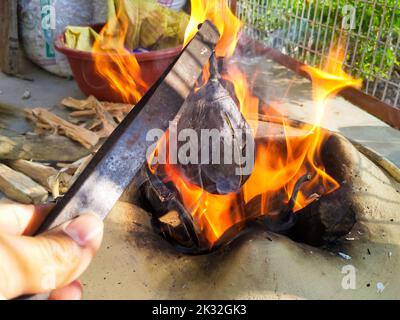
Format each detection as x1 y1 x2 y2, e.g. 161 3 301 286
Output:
61 96 99 110
0 163 48 204
65 155 93 189
25 108 100 149
93 99 118 138
0 134 91 162
62 96 132 113
5 159 58 192
48 155 93 198
0 0 21 75
158 210 198 249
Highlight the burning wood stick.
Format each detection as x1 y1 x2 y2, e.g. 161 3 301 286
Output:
0 163 48 204
260 173 312 233
158 209 200 251
25 108 100 149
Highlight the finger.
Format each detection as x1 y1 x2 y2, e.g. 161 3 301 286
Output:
0 203 54 236
49 280 82 300
0 214 103 299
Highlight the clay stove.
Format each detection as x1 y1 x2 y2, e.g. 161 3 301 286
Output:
133 52 360 254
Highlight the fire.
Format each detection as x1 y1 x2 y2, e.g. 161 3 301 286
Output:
222 64 259 127
92 0 362 248
164 162 241 244
151 42 361 245
92 0 241 103
194 61 210 93
184 0 242 58
92 1 148 104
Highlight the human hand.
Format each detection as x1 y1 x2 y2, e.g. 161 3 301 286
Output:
0 202 103 300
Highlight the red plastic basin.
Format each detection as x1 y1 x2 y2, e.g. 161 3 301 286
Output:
54 24 181 103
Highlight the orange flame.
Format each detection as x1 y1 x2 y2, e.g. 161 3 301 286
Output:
92 0 362 247
150 39 362 246
165 162 241 244
184 0 242 58
92 1 149 104
222 64 259 127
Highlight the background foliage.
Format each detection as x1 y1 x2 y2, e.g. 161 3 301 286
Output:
238 0 400 81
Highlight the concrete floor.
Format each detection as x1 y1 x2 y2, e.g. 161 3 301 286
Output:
0 61 84 137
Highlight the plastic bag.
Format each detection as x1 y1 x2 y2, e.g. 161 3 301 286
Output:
65 26 100 52
65 0 189 52
18 0 92 77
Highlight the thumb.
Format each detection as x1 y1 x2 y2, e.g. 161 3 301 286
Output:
0 214 103 299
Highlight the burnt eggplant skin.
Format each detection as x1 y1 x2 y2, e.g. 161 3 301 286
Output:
175 54 254 195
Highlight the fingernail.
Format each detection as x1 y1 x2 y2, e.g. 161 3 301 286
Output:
63 214 104 247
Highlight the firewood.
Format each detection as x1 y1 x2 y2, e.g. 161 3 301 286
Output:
159 210 182 228
4 159 58 192
62 96 130 136
0 134 91 162
0 0 22 75
93 99 118 138
69 110 100 117
61 96 98 110
48 172 72 199
62 96 132 113
25 108 100 149
66 155 93 188
85 119 103 131
69 106 132 117
158 210 195 246
0 163 48 204
101 102 133 113
113 112 126 123
50 155 93 198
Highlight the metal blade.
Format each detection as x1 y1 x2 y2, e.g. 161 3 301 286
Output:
38 21 220 233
